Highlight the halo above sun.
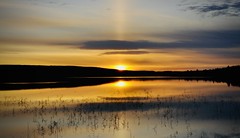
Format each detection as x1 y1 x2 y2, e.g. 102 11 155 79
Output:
115 65 127 71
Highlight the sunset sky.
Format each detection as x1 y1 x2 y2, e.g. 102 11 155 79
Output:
0 0 240 70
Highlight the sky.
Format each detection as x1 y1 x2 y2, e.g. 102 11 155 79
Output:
0 0 240 71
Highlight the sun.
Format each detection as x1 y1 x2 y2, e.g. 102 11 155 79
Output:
115 65 127 71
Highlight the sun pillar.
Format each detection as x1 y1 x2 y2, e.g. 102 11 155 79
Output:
115 0 126 40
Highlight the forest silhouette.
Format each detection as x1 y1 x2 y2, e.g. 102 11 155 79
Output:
0 65 239 90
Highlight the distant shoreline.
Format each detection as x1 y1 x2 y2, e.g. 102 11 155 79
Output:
0 65 239 89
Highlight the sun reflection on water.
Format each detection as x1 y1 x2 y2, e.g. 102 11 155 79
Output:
115 81 127 87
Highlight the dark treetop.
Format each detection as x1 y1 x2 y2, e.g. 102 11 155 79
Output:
0 65 239 89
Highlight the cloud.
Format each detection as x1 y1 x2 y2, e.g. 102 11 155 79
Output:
186 1 240 17
214 133 240 138
53 29 240 59
23 0 69 7
61 40 188 50
199 48 240 58
101 50 150 55
126 59 159 65
82 40 160 50
57 30 240 50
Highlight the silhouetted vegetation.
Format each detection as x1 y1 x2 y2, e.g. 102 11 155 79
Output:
1 95 240 138
0 65 239 89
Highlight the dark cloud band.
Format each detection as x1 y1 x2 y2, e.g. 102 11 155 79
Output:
57 30 240 50
101 51 150 55
186 1 240 17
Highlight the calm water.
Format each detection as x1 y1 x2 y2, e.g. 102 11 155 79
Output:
0 79 240 138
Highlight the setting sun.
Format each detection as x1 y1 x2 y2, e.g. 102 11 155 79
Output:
115 65 127 71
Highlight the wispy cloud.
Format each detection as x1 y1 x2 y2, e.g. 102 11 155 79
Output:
198 48 240 58
101 50 150 55
24 0 70 7
185 1 240 17
56 30 240 50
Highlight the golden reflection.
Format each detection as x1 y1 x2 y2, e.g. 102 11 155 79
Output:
115 80 127 87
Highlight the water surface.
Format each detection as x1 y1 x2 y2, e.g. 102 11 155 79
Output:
0 79 240 138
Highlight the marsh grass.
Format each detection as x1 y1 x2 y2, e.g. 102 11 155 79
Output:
0 93 240 138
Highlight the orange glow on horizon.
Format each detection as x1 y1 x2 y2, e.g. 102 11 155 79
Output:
115 65 127 71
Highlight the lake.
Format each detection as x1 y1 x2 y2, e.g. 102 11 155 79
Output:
0 79 240 138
